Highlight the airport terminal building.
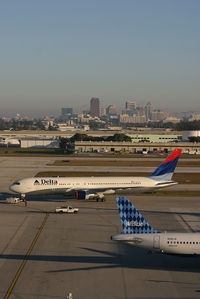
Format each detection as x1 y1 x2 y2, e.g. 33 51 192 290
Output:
74 141 200 154
1 130 200 154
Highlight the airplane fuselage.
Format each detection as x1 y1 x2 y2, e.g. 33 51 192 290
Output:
9 176 177 197
112 232 200 255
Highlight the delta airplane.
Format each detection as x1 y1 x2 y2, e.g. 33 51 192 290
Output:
111 197 200 255
9 149 182 201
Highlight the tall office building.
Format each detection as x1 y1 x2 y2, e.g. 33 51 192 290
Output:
90 98 100 117
125 101 136 111
145 102 153 120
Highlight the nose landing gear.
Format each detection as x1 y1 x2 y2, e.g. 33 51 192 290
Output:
20 194 27 206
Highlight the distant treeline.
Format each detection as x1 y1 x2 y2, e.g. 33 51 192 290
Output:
59 133 132 150
174 120 200 131
0 119 45 130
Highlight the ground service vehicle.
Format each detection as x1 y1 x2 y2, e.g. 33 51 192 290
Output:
6 197 20 204
55 206 79 214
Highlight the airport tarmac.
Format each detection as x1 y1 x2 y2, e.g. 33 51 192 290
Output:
1 156 200 298
1 196 200 299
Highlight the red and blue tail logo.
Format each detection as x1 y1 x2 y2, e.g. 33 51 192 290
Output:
149 149 182 181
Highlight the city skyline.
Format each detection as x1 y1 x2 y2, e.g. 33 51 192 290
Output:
0 0 200 117
0 97 200 119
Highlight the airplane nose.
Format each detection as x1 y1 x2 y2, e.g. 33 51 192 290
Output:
9 184 17 192
9 184 14 191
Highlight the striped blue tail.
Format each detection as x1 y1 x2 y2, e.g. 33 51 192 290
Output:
116 197 157 234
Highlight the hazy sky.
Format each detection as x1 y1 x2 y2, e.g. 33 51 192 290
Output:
0 0 200 117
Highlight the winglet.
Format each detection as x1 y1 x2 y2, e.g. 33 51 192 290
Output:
116 197 157 234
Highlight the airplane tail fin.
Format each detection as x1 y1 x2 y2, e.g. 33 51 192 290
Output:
116 197 157 234
148 149 182 181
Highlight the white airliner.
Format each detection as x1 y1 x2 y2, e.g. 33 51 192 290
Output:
111 197 200 255
9 149 182 201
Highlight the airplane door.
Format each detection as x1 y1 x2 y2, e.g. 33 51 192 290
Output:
153 235 160 249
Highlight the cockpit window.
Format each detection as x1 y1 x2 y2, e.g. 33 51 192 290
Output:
13 181 20 185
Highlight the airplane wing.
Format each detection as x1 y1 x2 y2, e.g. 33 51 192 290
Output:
131 237 143 244
121 237 143 244
111 234 143 243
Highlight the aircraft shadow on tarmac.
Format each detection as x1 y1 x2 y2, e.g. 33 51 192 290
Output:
1 244 200 274
0 192 12 201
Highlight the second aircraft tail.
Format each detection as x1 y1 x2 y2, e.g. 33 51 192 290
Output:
116 197 157 234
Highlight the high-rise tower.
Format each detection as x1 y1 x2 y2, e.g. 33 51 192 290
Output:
145 102 153 120
90 98 100 117
125 101 136 111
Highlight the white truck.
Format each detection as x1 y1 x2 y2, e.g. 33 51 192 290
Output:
55 206 79 214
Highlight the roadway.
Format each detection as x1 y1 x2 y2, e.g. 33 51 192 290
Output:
0 156 200 298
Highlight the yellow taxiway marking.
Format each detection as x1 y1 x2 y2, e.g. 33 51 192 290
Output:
4 213 49 299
